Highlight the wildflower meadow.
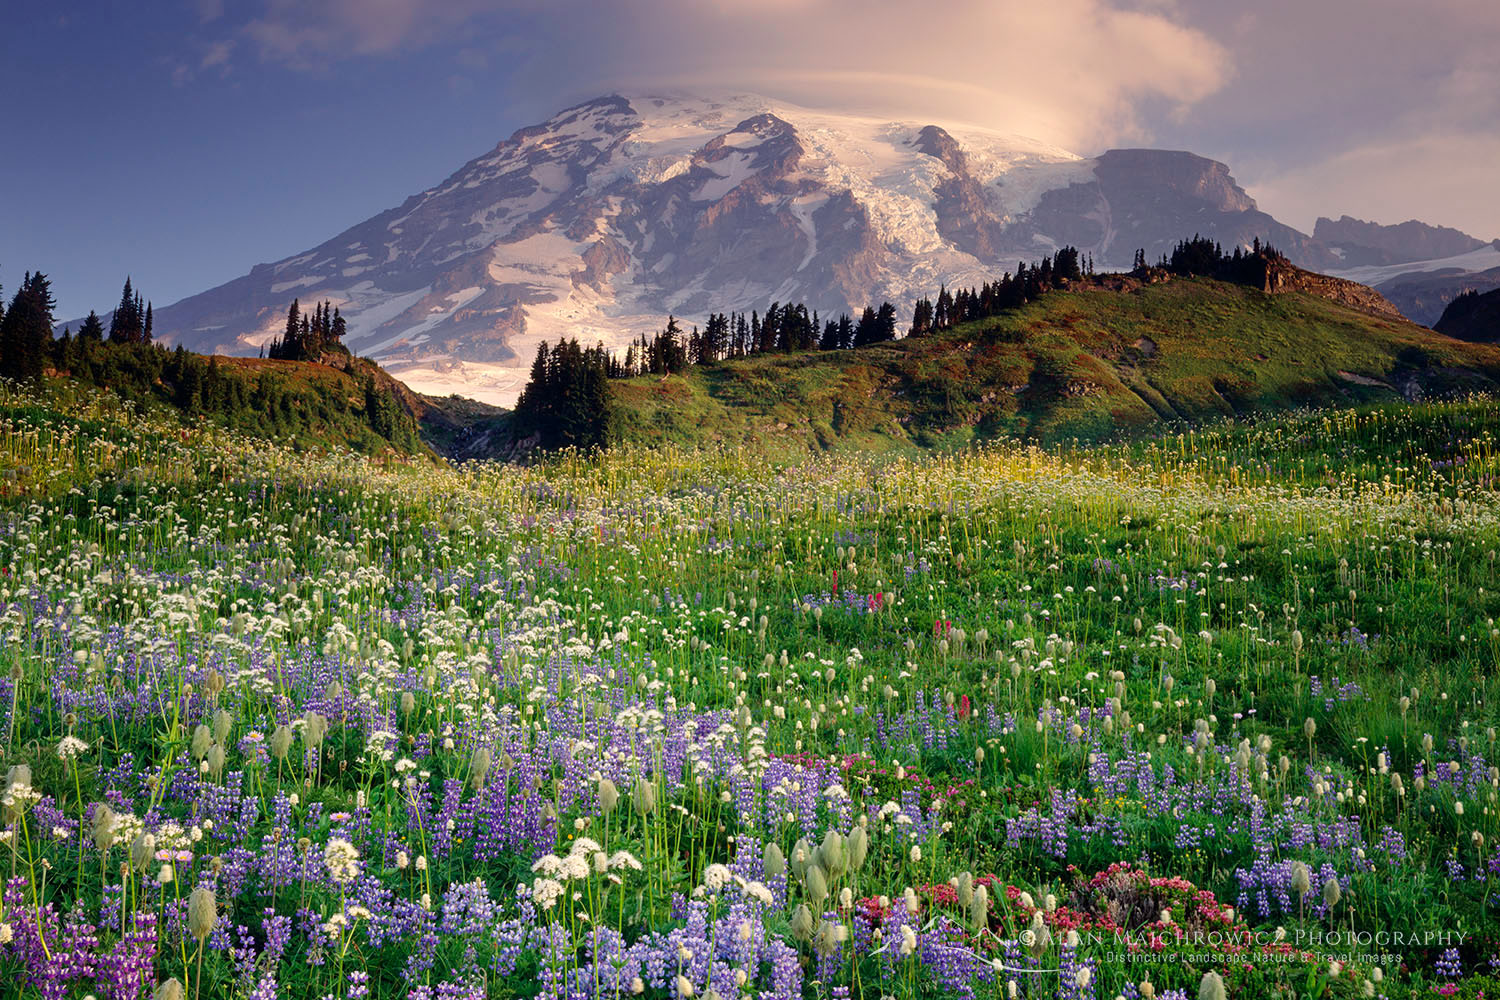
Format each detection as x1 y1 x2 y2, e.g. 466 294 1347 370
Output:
1 382 1499 1000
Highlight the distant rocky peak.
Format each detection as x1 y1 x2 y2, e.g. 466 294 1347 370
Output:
1093 149 1258 214
1313 215 1486 267
913 125 966 174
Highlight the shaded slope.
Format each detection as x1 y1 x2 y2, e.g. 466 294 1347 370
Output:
1434 288 1500 343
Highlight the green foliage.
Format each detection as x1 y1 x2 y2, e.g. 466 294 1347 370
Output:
514 338 615 451
0 271 56 380
268 298 349 361
605 275 1500 455
43 337 428 457
107 276 150 345
1 387 1498 997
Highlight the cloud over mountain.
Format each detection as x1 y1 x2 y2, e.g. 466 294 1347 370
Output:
228 0 1230 151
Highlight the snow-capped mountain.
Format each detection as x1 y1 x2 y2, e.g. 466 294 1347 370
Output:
147 93 1351 404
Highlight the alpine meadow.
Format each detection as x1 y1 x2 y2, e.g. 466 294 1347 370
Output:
6 3 1500 1000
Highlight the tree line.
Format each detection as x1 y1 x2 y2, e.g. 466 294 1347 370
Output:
1136 235 1287 285
0 270 418 453
616 301 905 378
266 298 348 361
511 238 1296 453
512 339 614 450
514 245 1091 450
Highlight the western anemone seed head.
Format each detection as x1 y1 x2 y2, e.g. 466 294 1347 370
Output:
789 903 815 942
191 725 213 761
187 886 217 942
400 691 416 717
763 841 786 879
325 679 342 701
818 829 846 877
303 711 327 748
813 917 846 957
469 748 492 791
955 871 974 908
1303 718 1316 740
804 864 828 907
131 832 156 872
789 837 812 880
212 708 233 745
1290 861 1312 896
91 804 117 851
270 725 293 761
1199 970 1226 1000
1322 877 1341 908
1026 912 1051 957
675 975 694 999
6 764 31 791
847 825 868 872
970 884 989 931
155 978 185 1000
631 778 655 817
597 778 619 814
207 743 226 779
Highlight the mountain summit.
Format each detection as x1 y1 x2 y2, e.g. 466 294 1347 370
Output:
144 94 1428 404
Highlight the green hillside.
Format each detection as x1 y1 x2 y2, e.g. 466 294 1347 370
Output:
606 274 1500 454
38 339 434 458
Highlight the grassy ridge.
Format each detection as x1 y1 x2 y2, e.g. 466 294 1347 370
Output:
609 276 1500 454
38 339 434 458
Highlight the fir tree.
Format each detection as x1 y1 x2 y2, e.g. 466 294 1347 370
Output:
108 277 143 344
0 272 56 380
78 311 105 342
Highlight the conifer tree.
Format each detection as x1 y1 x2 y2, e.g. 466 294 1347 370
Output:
108 277 143 343
78 311 105 342
0 272 55 380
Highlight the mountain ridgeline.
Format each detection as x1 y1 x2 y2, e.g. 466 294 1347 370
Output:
477 238 1500 461
487 236 1500 457
135 93 1497 405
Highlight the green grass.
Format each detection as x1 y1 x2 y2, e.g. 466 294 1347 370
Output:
40 343 434 459
2 381 1500 998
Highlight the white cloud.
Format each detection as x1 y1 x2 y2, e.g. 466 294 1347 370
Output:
1160 1 1500 238
215 0 1499 239
227 0 1230 151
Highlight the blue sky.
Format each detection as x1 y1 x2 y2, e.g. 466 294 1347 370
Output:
6 0 1497 320
1 4 549 319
